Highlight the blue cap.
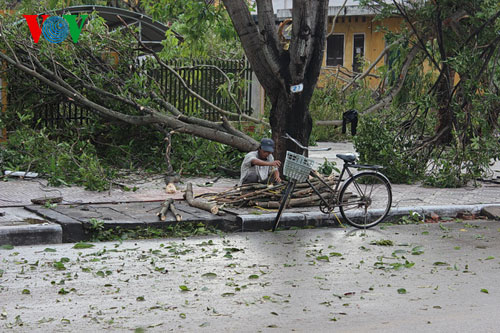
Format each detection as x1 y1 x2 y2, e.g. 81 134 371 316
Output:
260 138 274 152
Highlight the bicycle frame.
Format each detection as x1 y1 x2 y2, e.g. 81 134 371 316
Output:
305 163 351 209
306 162 385 211
272 133 392 231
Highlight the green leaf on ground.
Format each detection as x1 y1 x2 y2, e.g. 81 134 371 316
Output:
411 246 424 255
53 261 66 270
224 247 243 253
481 289 489 294
179 285 190 292
397 288 407 294
316 255 330 262
22 289 30 294
58 288 69 295
370 240 394 246
485 256 495 260
73 242 95 249
1 244 14 250
433 262 449 266
44 248 57 252
439 223 449 232
329 252 342 257
202 272 217 279
248 274 259 279
136 296 145 301
392 250 407 257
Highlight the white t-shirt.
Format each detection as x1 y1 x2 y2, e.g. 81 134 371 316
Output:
239 151 274 185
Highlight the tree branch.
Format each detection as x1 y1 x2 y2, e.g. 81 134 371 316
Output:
117 14 269 127
362 45 420 115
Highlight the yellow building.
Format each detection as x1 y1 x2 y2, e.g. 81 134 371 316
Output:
275 3 403 89
322 15 402 88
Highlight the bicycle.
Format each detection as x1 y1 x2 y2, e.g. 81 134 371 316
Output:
272 133 392 231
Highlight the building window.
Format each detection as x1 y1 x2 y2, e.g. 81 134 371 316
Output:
353 33 365 73
326 34 344 67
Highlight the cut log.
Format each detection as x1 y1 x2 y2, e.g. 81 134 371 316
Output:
166 182 177 194
169 202 183 222
184 182 219 215
157 198 173 221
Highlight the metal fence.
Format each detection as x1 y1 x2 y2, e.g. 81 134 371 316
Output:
34 101 93 128
34 58 253 127
149 59 253 121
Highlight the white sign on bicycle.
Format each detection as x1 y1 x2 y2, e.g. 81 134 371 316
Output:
290 83 303 93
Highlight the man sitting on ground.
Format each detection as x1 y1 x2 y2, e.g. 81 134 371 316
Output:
239 138 282 185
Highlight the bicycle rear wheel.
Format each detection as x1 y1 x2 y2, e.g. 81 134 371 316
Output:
272 180 296 231
339 172 392 228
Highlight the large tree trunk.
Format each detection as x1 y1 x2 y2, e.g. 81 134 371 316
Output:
223 0 328 165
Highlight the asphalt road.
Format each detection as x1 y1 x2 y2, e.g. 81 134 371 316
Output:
1 220 499 332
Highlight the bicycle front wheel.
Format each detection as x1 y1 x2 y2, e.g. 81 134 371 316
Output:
339 172 392 228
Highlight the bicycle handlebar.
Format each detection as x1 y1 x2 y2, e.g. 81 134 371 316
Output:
283 133 332 152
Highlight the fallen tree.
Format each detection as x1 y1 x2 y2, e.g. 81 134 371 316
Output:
0 13 260 152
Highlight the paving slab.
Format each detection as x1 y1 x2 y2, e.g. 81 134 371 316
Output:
480 205 500 220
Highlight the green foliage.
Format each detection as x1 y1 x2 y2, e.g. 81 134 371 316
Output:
354 0 500 187
398 211 424 225
317 158 339 176
354 112 425 184
143 0 243 60
169 135 245 177
1 126 113 191
0 2 249 189
87 221 220 242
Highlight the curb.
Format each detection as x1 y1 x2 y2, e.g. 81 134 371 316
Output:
236 204 500 231
0 224 62 246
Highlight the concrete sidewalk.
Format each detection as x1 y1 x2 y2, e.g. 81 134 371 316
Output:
2 141 500 245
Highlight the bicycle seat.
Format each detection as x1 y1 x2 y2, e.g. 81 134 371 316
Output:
336 154 357 163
